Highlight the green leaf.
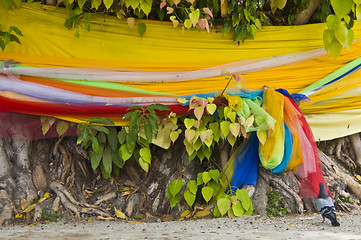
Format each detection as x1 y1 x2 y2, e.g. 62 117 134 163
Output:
78 0 87 8
217 198 231 216
202 171 211 184
168 193 180 209
89 117 115 125
187 180 198 194
206 103 217 115
232 201 244 217
107 128 118 151
91 135 100 154
330 0 353 18
323 29 334 48
2 0 13 9
184 189 196 207
103 0 113 9
346 29 354 50
100 164 109 179
357 4 361 22
144 120 153 144
222 21 232 37
213 204 221 217
201 186 213 203
168 179 183 196
209 169 220 182
201 145 212 160
184 19 192 29
328 39 343 59
97 132 107 144
139 147 151 164
236 189 252 211
90 125 110 135
118 128 127 144
197 172 203 185
275 0 286 9
140 0 152 15
138 22 146 38
102 145 113 175
138 157 149 172
77 124 88 145
147 104 171 112
9 34 20 44
326 15 341 30
90 144 104 170
189 9 200 27
334 26 347 46
184 118 195 129
220 121 231 139
41 122 50 136
229 122 240 137
208 181 221 196
120 144 132 161
185 129 196 142
194 106 204 121
56 121 68 136
170 131 180 143
227 134 236 147
111 148 123 168
91 0 102 10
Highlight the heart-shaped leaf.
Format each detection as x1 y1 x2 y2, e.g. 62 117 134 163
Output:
170 131 180 143
189 96 199 109
201 186 213 203
168 179 183 196
184 118 195 129
160 1 166 9
199 130 207 142
194 106 204 121
189 9 200 27
184 19 192 29
187 180 198 194
184 189 196 207
245 115 254 127
217 198 231 216
185 129 196 142
206 103 217 115
202 171 211 184
139 147 151 164
236 189 252 211
232 201 244 217
220 121 231 139
203 7 213 18
229 123 240 137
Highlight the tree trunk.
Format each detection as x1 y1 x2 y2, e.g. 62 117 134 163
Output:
1 133 361 225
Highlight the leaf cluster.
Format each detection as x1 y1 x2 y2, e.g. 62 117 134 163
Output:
166 170 253 218
0 25 23 51
76 104 170 178
266 186 287 217
178 93 275 163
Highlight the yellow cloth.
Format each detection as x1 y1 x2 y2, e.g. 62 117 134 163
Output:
259 89 284 169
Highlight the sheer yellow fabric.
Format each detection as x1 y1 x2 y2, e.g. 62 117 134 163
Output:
259 89 284 169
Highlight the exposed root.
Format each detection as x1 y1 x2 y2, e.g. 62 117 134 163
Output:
319 150 361 201
50 181 111 218
259 169 304 213
349 133 361 168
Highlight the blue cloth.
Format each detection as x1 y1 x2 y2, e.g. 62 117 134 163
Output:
276 88 310 105
230 132 259 192
270 123 293 173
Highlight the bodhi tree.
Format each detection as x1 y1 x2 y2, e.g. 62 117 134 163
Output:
1 0 361 225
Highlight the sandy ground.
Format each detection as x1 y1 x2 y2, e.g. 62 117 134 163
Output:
1 211 361 240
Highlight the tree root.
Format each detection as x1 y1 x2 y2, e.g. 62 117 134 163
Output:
50 181 111 218
319 150 361 201
259 169 304 214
